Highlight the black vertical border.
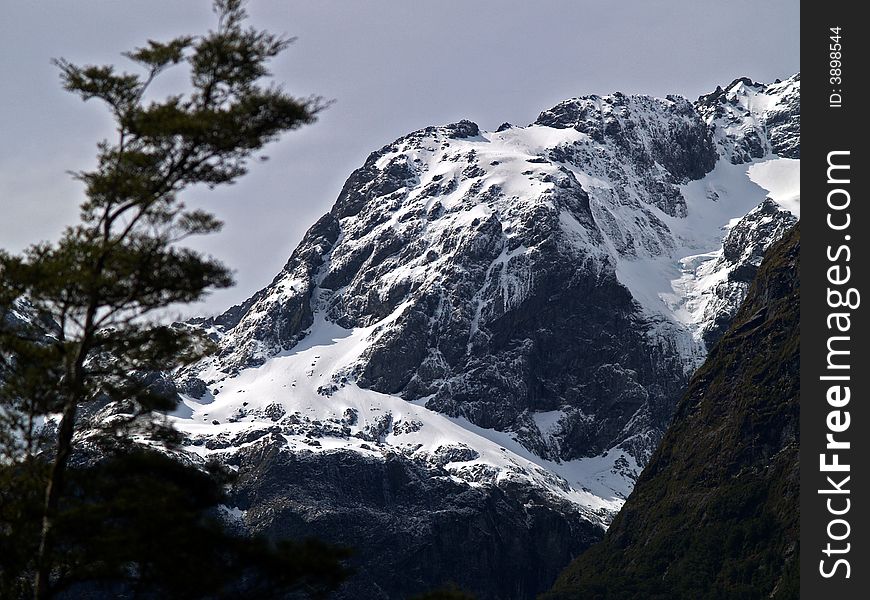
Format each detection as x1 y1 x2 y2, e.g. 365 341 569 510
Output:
801 3 869 597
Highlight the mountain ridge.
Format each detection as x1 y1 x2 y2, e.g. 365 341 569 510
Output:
162 73 799 599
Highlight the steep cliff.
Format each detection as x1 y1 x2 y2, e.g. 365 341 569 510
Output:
546 226 799 599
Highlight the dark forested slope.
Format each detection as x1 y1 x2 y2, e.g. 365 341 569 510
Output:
546 225 800 600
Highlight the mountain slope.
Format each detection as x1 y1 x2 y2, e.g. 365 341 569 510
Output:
545 225 799 599
177 73 798 474
164 75 799 599
232 443 602 600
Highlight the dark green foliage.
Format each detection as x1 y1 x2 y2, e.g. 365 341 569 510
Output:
0 0 325 459
544 226 800 600
0 1 343 596
0 449 350 599
0 459 46 598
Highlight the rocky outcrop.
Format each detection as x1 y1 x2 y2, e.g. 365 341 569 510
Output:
545 226 800 599
696 74 800 162
229 440 601 600
168 75 800 599
693 199 797 348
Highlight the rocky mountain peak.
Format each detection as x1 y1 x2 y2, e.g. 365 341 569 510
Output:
169 79 800 592
535 92 716 188
695 72 800 162
0 72 802 600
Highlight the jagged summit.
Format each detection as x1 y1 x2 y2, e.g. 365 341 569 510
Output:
165 75 799 599
696 72 800 161
535 92 716 190
177 73 799 491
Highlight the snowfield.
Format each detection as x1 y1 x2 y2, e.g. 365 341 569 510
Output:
174 311 622 524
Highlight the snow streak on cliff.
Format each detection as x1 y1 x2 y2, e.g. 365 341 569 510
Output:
171 75 800 519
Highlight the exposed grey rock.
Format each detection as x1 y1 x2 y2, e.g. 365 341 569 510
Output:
695 73 799 162
166 75 801 600
696 199 797 348
178 376 207 399
229 440 602 600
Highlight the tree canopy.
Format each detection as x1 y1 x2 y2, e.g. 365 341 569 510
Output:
0 1 346 597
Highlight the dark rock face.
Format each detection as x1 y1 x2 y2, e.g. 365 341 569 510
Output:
331 165 688 462
185 98 726 467
0 299 59 341
171 76 800 600
536 93 717 216
764 75 800 159
185 212 341 372
230 440 602 600
388 261 688 462
722 200 793 266
546 226 800 600
0 299 61 392
697 199 798 348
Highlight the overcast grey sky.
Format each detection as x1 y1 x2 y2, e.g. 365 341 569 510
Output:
0 0 799 316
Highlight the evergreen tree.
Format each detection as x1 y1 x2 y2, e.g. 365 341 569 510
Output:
1 446 349 599
0 1 345 597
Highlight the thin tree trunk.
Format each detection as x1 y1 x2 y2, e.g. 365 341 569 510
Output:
34 253 99 599
33 397 78 600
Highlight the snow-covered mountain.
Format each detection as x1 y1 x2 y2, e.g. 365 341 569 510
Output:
168 74 799 599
